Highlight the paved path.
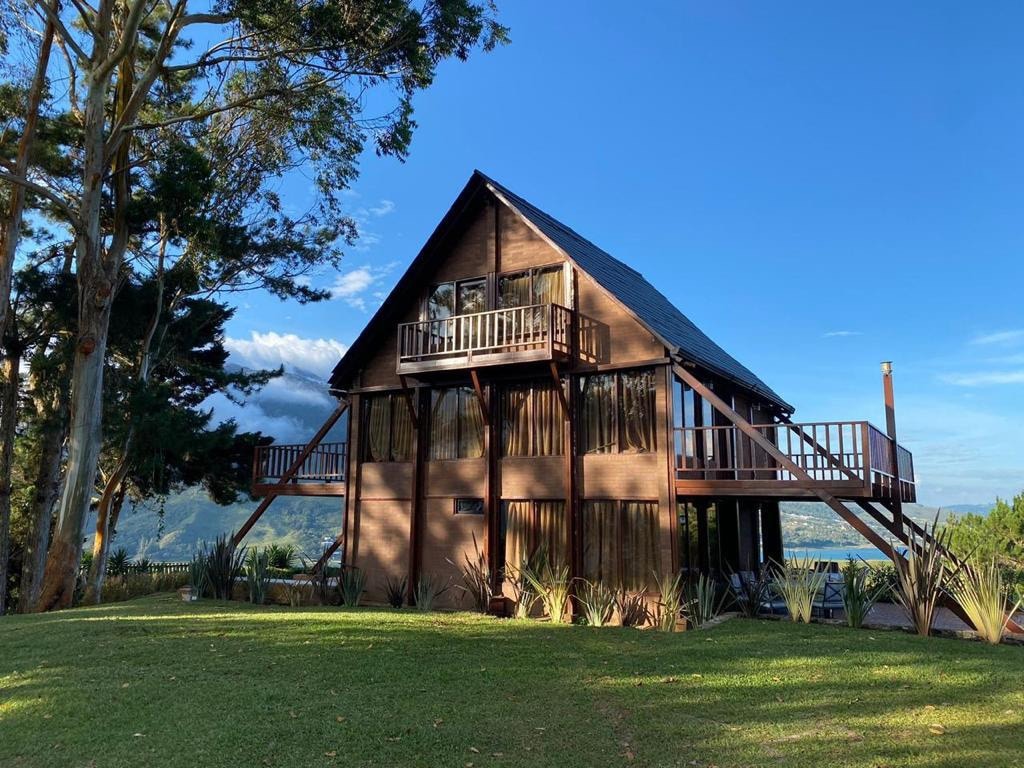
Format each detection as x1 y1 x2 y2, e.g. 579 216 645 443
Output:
849 602 1024 635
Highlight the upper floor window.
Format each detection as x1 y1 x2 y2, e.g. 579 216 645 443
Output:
500 380 564 457
579 368 657 454
362 393 414 462
429 387 484 460
498 264 565 308
427 277 487 320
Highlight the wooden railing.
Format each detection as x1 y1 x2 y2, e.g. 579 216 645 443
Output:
397 303 573 372
254 441 347 485
674 421 915 500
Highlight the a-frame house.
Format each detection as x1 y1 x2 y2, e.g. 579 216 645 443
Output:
241 170 962 616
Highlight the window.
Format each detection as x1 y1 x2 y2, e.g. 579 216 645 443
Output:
427 277 487 319
579 368 657 454
362 393 413 462
455 498 484 515
500 381 564 457
429 387 484 460
501 500 567 572
677 501 720 577
581 500 661 591
497 265 565 308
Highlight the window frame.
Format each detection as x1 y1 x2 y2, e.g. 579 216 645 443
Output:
499 498 569 574
361 392 413 463
496 262 568 308
424 275 489 321
579 367 658 455
428 386 484 461
499 379 566 458
454 498 485 516
581 498 661 591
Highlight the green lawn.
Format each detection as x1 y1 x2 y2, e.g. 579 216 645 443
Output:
1 596 1022 768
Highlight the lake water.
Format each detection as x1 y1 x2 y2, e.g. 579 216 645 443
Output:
792 546 888 562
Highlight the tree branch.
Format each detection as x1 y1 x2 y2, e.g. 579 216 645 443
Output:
0 170 79 225
32 0 89 62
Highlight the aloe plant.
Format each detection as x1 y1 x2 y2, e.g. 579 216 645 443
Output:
949 558 1023 645
204 535 246 601
340 567 367 607
246 548 272 605
384 575 407 608
573 579 615 627
188 553 209 598
728 567 773 618
682 573 727 628
654 571 684 632
842 558 885 628
892 518 953 637
772 555 827 624
414 574 449 611
615 589 650 628
449 533 492 612
522 558 571 623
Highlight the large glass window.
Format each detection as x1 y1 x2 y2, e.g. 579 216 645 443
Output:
500 381 564 457
362 393 413 462
501 500 567 572
579 368 657 454
582 500 661 591
429 387 484 460
497 265 565 308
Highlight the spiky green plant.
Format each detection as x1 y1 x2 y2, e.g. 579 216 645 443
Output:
339 567 367 607
522 558 571 623
654 571 685 632
891 518 953 637
842 558 885 628
615 589 650 628
245 548 272 605
384 575 407 608
682 573 728 628
107 548 131 577
266 544 297 570
449 533 492 612
504 548 546 619
188 553 209 598
413 574 449 611
204 535 246 600
728 567 773 618
573 579 615 627
949 558 1023 645
772 554 828 624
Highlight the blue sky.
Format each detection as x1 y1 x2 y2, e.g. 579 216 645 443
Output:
221 1 1024 507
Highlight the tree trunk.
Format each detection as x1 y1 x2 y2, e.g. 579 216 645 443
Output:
0 2 56 340
89 457 130 601
0 350 20 615
17 403 66 612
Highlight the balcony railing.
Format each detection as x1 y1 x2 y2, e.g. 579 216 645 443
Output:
397 302 573 374
253 441 347 487
674 421 915 502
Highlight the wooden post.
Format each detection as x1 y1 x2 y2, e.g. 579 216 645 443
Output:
881 362 904 535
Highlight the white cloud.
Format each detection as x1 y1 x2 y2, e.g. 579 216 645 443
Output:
368 199 395 217
225 331 347 378
971 329 1024 346
822 330 863 338
329 263 396 310
940 370 1024 387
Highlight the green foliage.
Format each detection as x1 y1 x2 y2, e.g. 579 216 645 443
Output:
504 548 546 619
266 544 297 570
728 567 773 618
946 492 1024 578
841 559 885 629
892 518 952 637
573 579 615 627
245 548 272 605
773 555 828 624
107 548 131 577
521 558 571 623
615 590 650 628
204 535 245 601
134 558 151 574
654 572 684 632
449 533 491 612
413 574 448 612
300 556 339 606
949 558 1023 645
188 553 209 598
682 574 726 628
384 576 407 608
866 561 898 598
339 567 367 607
100 572 189 603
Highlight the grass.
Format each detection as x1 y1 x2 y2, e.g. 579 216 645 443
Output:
1 596 1023 767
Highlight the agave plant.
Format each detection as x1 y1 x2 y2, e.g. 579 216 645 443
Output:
522 558 571 623
949 558 1023 645
414 574 449 611
188 552 209 598
107 548 131 577
682 573 727 628
384 575 407 608
728 567 773 618
891 518 953 637
654 571 685 632
340 567 367 607
205 535 246 601
772 554 828 624
504 549 546 619
842 558 885 628
449 533 492 612
573 579 615 627
615 589 650 628
266 543 298 570
246 548 272 605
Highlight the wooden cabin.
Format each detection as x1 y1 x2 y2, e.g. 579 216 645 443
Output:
240 171 919 608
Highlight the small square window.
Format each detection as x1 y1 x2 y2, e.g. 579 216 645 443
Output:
455 498 485 516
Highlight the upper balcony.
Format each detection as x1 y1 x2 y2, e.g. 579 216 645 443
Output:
397 303 573 375
674 420 916 503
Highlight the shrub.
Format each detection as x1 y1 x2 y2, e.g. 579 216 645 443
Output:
284 582 305 607
384 575 407 608
205 535 246 601
133 558 151 574
450 533 492 613
866 561 898 599
949 558 1023 645
573 579 615 627
414 574 448 611
616 589 650 628
504 549 546 619
654 571 685 632
300 555 339 605
340 567 367 607
682 573 727 628
841 559 885 628
107 548 131 577
522 558 571 623
773 555 828 624
892 518 951 637
266 544 297 570
246 548 272 605
188 553 209 598
728 567 773 618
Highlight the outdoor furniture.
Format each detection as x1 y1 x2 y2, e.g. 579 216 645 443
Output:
813 574 846 618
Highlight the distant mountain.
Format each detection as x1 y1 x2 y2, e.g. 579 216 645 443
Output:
779 501 970 549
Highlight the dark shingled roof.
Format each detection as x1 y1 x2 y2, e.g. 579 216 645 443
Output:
479 173 791 411
330 171 790 411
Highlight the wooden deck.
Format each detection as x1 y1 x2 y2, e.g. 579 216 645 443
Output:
396 302 573 375
251 441 347 498
674 421 915 502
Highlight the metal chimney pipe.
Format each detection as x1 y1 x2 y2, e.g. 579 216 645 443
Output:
881 361 904 535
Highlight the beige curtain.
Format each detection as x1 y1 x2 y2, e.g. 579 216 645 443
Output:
501 386 531 457
622 502 661 591
364 395 391 462
580 374 616 454
390 397 413 461
503 501 532 573
459 388 484 458
534 383 564 456
621 369 656 453
430 389 459 460
537 501 567 567
533 266 564 306
582 501 618 586
498 271 532 308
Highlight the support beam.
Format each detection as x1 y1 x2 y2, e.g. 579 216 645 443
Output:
469 369 489 426
398 375 419 428
311 532 345 574
549 362 569 415
233 493 279 547
881 362 905 535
